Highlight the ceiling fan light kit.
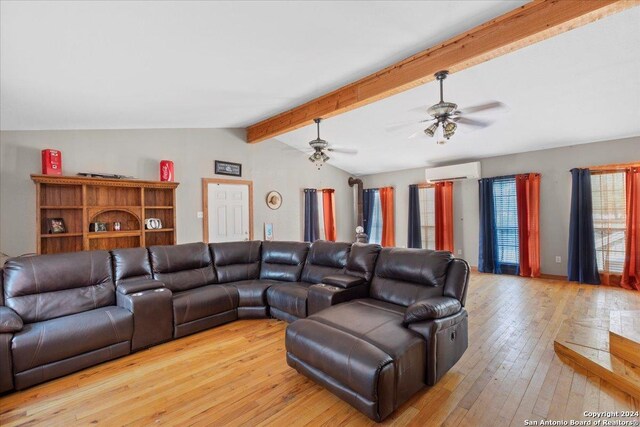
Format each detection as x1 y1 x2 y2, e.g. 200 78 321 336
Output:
424 122 437 137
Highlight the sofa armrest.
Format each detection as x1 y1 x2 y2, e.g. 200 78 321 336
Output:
0 306 23 333
307 283 369 316
406 309 468 386
403 296 461 325
116 285 173 351
116 279 165 295
321 274 365 289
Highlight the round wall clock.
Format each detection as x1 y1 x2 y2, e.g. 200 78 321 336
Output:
266 191 282 210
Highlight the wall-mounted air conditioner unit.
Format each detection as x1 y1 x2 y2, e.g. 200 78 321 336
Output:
425 161 481 183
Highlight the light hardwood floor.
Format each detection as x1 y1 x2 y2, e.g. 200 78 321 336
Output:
1 273 639 426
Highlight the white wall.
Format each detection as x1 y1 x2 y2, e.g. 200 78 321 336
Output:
361 136 640 276
0 129 355 256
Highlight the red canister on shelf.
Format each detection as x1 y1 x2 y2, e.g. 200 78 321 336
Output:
160 160 174 182
41 149 62 175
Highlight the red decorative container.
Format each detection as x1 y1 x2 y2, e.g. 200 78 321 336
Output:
160 160 174 182
41 149 62 175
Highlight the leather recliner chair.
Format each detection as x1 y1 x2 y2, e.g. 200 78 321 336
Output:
0 271 19 393
209 241 268 319
148 242 239 338
285 248 470 422
267 241 351 322
1 251 135 390
306 242 381 316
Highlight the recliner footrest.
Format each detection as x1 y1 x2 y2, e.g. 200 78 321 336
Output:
285 319 396 422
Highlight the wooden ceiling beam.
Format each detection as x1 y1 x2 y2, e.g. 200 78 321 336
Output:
246 0 637 143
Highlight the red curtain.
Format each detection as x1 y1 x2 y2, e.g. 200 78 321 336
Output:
622 167 640 290
379 187 395 247
435 181 454 252
321 189 336 242
516 173 541 278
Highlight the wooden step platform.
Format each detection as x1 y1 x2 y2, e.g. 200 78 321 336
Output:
554 313 640 399
610 310 640 366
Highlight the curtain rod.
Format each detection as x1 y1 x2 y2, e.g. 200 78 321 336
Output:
573 162 640 173
363 186 394 191
479 173 541 181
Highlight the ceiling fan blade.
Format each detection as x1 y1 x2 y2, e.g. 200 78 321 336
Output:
453 117 490 128
458 101 505 114
385 119 420 132
407 106 429 114
385 117 435 133
282 146 313 154
408 130 426 139
327 147 358 155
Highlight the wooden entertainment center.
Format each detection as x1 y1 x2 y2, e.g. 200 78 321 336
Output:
32 175 179 254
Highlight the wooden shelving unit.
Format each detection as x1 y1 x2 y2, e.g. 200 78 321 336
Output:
32 174 179 254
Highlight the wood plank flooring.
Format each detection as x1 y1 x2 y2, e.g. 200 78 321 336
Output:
1 273 639 426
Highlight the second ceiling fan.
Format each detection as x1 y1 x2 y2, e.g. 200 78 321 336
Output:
305 118 357 168
391 70 505 144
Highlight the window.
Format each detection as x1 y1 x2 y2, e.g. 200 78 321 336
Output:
493 177 519 267
418 186 436 250
368 190 383 245
591 172 626 273
316 191 325 239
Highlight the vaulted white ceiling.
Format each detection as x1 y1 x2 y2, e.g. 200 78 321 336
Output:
0 0 525 131
2 2 639 176
276 6 640 175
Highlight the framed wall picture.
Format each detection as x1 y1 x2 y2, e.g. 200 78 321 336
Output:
47 218 67 234
89 222 107 232
264 223 274 241
215 160 242 177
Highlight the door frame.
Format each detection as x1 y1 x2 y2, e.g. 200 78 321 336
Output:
202 178 254 243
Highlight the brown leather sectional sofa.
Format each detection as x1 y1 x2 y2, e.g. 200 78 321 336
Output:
0 240 469 422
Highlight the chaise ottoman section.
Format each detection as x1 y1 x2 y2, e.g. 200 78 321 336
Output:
286 318 401 422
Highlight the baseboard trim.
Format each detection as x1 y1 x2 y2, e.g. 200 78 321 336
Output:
540 273 568 281
469 266 568 281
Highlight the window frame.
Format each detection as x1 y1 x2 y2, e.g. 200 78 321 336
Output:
417 183 436 250
590 170 627 275
368 190 383 245
492 176 519 273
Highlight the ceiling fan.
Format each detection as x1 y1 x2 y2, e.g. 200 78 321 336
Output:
390 70 505 144
305 118 357 168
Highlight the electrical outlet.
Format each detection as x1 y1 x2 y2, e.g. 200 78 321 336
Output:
197 211 204 219
555 256 562 263
457 249 463 255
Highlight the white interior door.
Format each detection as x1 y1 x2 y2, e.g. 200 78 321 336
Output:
207 183 250 242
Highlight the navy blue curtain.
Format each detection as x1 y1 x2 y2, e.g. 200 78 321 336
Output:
408 184 422 248
303 188 319 242
568 169 600 284
478 178 497 273
363 189 376 238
